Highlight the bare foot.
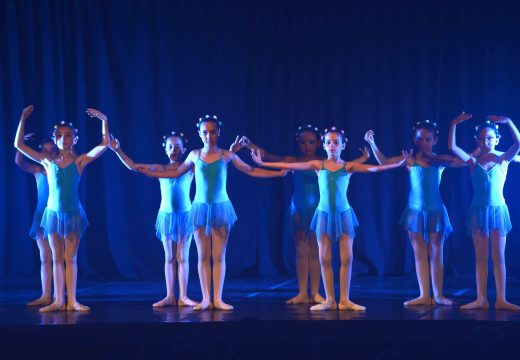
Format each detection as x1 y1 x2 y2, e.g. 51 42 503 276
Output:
178 296 198 307
495 300 520 311
66 301 90 312
434 296 453 306
404 296 433 306
310 301 337 311
213 299 234 311
310 294 326 304
27 296 52 307
338 300 366 311
152 296 177 308
193 299 213 311
460 299 489 310
286 294 309 304
39 301 66 313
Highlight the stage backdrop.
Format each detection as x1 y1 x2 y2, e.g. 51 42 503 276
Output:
2 0 520 280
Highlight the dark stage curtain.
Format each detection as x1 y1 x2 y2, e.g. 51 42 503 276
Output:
2 0 520 280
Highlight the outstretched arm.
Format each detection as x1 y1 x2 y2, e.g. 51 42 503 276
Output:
230 151 288 178
448 113 473 162
251 149 320 171
488 115 520 163
346 151 409 173
137 151 195 178
241 136 293 162
15 150 42 174
14 105 46 163
108 135 162 171
76 108 109 171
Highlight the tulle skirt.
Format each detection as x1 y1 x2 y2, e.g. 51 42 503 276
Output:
399 206 453 241
29 211 44 240
155 210 192 241
40 207 89 239
191 200 238 235
310 207 359 240
289 203 316 232
466 204 512 237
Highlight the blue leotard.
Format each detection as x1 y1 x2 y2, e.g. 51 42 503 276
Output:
466 162 511 236
155 169 194 241
190 150 237 235
289 170 320 231
29 171 49 239
40 162 89 238
310 161 359 240
399 159 452 240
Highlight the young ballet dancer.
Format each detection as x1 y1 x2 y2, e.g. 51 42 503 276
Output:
138 115 287 310
448 112 520 310
238 126 370 305
364 120 466 306
14 105 109 312
15 131 58 306
252 127 408 311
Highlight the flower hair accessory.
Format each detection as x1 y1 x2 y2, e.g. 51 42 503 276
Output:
295 124 320 139
196 115 222 128
321 126 346 141
162 131 188 147
52 121 79 140
474 120 500 139
413 119 439 135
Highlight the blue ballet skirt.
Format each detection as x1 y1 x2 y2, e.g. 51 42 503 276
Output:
466 205 512 236
190 200 238 235
399 206 453 239
155 210 193 241
29 211 45 240
310 208 359 239
40 206 89 238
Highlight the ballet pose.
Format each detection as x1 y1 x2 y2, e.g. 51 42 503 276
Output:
239 126 369 304
252 127 408 311
448 113 520 310
15 130 58 306
14 105 109 312
138 115 286 310
364 121 465 306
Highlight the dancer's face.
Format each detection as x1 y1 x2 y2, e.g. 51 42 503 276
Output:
476 128 499 153
322 132 346 156
40 142 59 159
413 128 437 153
297 131 320 157
164 136 186 162
198 121 220 146
54 126 77 150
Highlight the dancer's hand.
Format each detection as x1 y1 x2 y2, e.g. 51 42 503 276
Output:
108 134 120 151
229 135 245 152
23 133 36 141
364 130 375 145
86 108 108 121
358 146 370 159
452 112 472 125
487 115 511 124
251 149 264 166
21 105 34 120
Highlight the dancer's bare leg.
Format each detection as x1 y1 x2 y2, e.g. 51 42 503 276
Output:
193 228 212 310
308 231 325 304
310 234 337 311
40 233 65 312
338 235 365 311
64 233 88 311
461 231 489 310
286 228 310 304
491 230 520 310
153 237 177 307
429 232 452 305
27 233 53 306
212 226 233 310
404 232 432 306
177 235 197 306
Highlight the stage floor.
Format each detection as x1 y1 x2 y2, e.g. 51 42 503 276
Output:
2 276 520 359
